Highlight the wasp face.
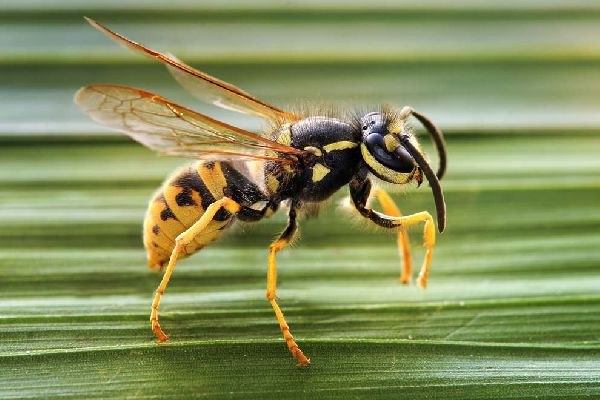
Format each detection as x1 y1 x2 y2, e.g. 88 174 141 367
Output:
359 112 423 185
359 110 447 232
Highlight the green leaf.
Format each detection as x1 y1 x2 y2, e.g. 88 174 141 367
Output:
1 2 600 399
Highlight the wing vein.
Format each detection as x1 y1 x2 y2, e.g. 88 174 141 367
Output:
85 17 300 123
75 84 304 164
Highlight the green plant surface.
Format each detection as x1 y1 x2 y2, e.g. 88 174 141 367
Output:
1 2 600 399
1 134 599 398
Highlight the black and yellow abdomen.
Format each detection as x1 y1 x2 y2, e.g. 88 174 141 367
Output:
143 161 239 268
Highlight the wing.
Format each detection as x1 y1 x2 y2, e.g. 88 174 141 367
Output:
75 84 304 163
85 17 299 123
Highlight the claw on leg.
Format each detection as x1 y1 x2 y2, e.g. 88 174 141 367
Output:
417 217 436 288
151 317 169 342
269 298 310 366
150 242 182 342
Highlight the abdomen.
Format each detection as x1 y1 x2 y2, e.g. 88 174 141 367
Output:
143 161 236 269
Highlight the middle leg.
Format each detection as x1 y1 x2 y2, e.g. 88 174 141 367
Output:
266 205 310 366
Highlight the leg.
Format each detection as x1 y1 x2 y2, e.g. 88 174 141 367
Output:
267 206 310 366
379 211 435 288
373 188 413 284
150 197 241 342
351 177 435 288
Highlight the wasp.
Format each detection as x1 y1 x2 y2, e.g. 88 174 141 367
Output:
75 18 447 366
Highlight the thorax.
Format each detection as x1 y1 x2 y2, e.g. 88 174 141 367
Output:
265 116 362 202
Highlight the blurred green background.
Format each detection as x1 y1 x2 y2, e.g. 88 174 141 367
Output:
1 1 600 398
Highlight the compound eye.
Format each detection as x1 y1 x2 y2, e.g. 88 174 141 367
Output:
365 133 415 173
393 146 417 172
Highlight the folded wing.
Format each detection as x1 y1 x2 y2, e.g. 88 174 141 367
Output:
75 84 303 162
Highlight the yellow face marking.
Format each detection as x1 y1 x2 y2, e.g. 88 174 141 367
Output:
322 141 358 152
387 119 405 134
383 134 400 152
360 143 412 184
311 163 331 182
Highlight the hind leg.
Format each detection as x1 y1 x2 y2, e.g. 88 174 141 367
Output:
150 197 241 342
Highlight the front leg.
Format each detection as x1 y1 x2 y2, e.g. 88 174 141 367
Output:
350 177 436 288
372 188 413 285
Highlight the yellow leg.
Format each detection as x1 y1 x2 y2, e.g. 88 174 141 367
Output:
267 209 309 366
369 209 436 288
351 178 436 288
150 197 241 342
373 188 413 284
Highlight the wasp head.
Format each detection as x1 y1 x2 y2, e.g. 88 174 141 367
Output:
360 111 423 185
359 110 447 232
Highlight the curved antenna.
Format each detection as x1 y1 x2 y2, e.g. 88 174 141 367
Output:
398 134 446 232
401 107 447 180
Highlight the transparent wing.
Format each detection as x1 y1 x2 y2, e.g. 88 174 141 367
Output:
85 17 299 123
75 84 304 162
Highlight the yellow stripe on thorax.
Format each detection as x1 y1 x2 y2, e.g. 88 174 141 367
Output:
322 140 358 152
312 163 331 182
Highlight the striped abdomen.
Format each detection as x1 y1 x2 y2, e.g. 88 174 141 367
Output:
143 161 267 268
